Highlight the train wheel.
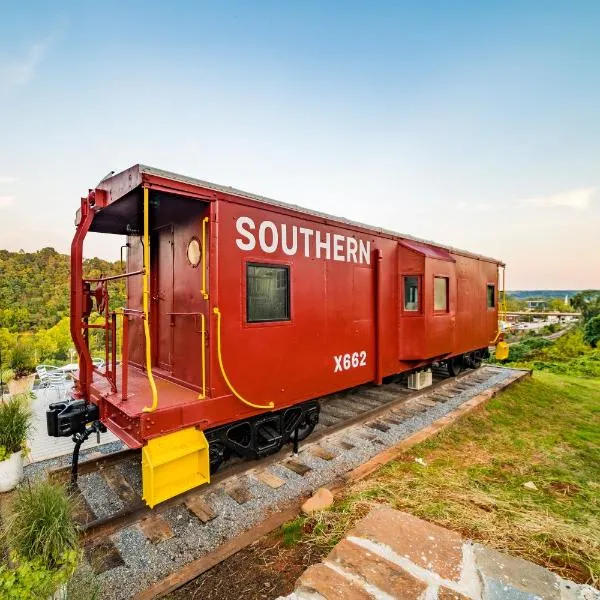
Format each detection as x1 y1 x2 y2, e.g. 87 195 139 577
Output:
447 355 464 377
295 409 319 442
209 442 227 474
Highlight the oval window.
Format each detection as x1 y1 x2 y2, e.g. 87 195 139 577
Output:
187 238 201 267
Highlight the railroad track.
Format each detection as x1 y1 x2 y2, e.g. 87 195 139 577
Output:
47 365 525 599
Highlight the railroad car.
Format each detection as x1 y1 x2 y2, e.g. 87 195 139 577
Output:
47 165 507 507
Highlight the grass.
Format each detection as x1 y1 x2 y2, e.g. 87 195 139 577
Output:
3 480 79 570
0 393 32 456
284 372 600 585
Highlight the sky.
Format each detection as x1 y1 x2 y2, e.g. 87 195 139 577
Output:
0 1 599 289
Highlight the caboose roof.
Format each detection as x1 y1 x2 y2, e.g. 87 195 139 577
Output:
96 164 504 266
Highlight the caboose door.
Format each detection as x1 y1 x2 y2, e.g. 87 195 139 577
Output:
154 225 175 371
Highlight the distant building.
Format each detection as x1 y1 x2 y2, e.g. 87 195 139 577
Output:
526 299 547 311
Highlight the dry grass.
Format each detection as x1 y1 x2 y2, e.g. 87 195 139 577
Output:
283 372 600 585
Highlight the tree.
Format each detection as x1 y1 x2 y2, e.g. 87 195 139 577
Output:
583 315 600 348
570 290 600 322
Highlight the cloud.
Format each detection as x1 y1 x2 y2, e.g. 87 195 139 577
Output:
0 176 17 184
521 186 598 210
0 41 48 93
0 196 15 208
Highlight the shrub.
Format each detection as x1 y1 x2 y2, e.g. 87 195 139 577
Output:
0 551 77 600
0 394 32 458
583 315 600 348
9 341 35 378
3 481 79 570
1 368 15 384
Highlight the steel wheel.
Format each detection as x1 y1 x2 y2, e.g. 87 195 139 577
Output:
447 355 464 377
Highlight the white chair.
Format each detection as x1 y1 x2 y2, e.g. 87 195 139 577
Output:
35 364 59 398
48 370 71 402
92 358 105 370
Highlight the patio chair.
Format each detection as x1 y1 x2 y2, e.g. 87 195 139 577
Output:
47 370 71 402
35 364 59 399
92 358 105 370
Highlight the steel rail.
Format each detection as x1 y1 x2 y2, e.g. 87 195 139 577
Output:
73 366 480 544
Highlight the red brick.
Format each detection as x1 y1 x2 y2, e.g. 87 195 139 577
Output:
349 507 464 582
438 586 470 599
297 563 374 600
328 539 428 599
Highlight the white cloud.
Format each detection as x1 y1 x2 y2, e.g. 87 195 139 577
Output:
0 42 48 93
0 196 15 208
0 176 17 184
521 186 598 210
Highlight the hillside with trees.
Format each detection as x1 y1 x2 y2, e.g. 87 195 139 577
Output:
0 248 125 378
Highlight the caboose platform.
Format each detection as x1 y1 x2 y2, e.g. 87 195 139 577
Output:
88 365 205 448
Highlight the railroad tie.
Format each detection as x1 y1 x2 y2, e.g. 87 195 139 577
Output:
310 446 337 461
101 465 138 505
337 440 355 450
366 421 391 433
138 514 175 544
282 459 312 476
255 469 286 489
84 538 125 574
224 479 253 505
185 496 217 523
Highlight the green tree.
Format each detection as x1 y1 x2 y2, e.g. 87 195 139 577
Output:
583 315 600 348
570 290 600 322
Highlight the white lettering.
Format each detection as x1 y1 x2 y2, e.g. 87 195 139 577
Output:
334 355 343 372
333 234 345 261
235 216 372 265
333 350 368 372
346 237 358 263
299 227 314 257
316 231 331 260
359 240 371 265
258 220 278 253
235 216 256 251
281 224 298 256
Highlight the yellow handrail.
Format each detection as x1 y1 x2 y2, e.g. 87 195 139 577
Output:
201 216 209 300
142 187 159 413
213 307 274 410
198 312 206 399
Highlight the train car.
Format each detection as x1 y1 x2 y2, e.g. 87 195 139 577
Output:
47 165 507 507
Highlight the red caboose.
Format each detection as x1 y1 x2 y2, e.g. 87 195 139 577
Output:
47 165 506 507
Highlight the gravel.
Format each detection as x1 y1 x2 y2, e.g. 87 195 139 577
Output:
91 366 524 600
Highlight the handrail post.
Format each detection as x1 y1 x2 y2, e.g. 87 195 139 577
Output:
142 186 159 413
111 311 117 393
121 313 129 401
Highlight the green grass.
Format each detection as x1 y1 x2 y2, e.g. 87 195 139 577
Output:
0 394 32 456
285 372 600 585
3 480 79 570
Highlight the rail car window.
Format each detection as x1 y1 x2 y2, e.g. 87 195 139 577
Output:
434 277 449 312
403 276 420 311
487 284 496 308
247 264 290 322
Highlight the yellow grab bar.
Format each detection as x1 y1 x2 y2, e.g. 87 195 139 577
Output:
198 312 206 399
201 216 209 300
142 187 159 413
213 307 274 410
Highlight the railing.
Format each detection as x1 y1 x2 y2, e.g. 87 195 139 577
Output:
81 271 145 401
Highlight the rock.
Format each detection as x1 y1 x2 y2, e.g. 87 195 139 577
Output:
301 487 334 514
523 481 538 490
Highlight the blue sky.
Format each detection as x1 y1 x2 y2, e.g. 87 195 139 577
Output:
0 1 599 288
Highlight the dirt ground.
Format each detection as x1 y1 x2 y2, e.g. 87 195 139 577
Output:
164 531 325 600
